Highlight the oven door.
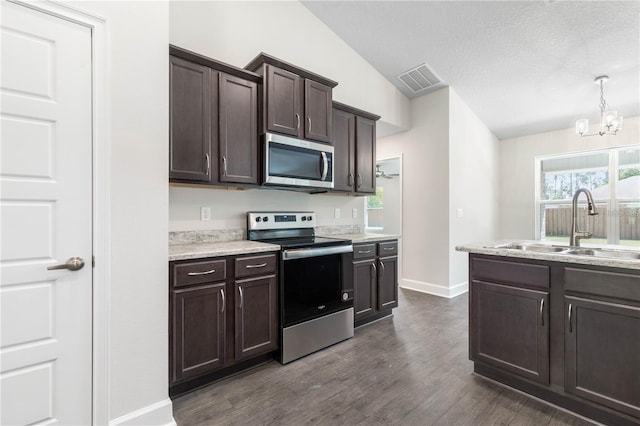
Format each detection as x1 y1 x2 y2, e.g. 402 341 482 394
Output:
264 133 334 189
281 245 353 328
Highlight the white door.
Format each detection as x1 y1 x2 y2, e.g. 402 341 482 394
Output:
1 2 93 424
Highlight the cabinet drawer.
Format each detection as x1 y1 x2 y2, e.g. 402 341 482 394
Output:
471 257 549 289
235 253 277 279
174 259 226 288
378 241 398 257
353 243 376 260
565 267 640 302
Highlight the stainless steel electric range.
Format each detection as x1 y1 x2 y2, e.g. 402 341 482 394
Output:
247 211 354 364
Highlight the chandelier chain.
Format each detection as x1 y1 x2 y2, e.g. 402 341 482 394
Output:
599 79 607 114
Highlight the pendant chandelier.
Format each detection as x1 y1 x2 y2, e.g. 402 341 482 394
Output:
575 75 623 137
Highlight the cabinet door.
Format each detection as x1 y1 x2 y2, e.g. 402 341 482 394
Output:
219 73 258 184
265 65 302 138
565 296 640 419
169 57 215 182
377 256 398 310
353 259 377 321
470 280 550 385
332 108 355 192
235 275 278 361
355 116 376 194
304 79 332 143
171 283 226 384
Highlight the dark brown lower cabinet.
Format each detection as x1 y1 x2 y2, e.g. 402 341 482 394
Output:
169 252 278 394
353 259 376 321
353 240 398 325
469 253 640 425
565 296 640 419
172 283 226 384
378 256 399 310
235 275 278 361
470 280 550 385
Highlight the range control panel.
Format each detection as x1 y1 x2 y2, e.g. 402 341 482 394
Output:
247 211 316 231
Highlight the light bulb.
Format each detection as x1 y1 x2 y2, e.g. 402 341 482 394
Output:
575 119 589 135
602 110 618 128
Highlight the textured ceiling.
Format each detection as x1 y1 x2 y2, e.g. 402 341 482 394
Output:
302 1 640 139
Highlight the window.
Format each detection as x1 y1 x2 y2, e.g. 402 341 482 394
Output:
536 146 640 246
366 187 384 230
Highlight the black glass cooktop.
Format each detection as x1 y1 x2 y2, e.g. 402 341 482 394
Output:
260 236 351 249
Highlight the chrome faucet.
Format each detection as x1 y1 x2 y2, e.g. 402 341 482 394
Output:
570 188 598 247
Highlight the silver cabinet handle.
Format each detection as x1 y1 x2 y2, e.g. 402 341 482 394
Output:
371 262 377 278
357 174 362 188
205 153 210 176
358 250 371 254
245 263 267 269
383 247 394 251
348 172 354 187
238 286 244 309
568 303 573 333
222 156 228 176
540 299 545 326
320 152 328 181
187 269 216 276
295 113 300 130
307 117 312 132
220 289 225 313
380 260 385 277
47 256 85 271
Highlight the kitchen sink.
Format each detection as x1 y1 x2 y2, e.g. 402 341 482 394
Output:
490 243 571 254
566 248 640 260
488 242 640 260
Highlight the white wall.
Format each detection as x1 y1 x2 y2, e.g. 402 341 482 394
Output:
377 87 500 297
449 89 500 287
377 88 451 291
500 116 640 239
169 1 410 135
67 1 172 424
170 186 364 232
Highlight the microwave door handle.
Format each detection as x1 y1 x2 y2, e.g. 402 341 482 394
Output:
320 152 328 181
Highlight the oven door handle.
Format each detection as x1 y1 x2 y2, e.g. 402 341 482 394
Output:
282 244 353 260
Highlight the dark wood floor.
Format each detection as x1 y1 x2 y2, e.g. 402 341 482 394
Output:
172 289 594 425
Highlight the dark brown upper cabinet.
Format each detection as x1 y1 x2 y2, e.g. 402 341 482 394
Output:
265 65 302 137
246 53 337 144
169 56 214 182
218 73 258 185
169 45 261 187
332 102 381 195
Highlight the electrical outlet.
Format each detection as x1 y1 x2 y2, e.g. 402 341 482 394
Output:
201 207 211 221
456 208 464 218
334 208 341 219
352 208 358 219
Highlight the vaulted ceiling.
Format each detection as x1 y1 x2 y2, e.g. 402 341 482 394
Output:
302 1 640 139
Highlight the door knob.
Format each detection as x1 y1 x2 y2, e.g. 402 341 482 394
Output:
47 256 85 271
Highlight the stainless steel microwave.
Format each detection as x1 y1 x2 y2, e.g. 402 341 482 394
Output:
263 133 334 189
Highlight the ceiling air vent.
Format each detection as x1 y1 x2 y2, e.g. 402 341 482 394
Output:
396 63 442 94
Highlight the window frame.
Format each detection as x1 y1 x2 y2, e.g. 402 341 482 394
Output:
535 146 640 245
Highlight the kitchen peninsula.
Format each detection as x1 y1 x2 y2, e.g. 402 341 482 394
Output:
457 241 640 426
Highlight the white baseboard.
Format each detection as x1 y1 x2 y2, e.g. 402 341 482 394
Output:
110 398 176 426
400 278 468 299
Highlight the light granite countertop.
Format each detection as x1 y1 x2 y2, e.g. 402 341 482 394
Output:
456 240 640 271
169 240 280 261
322 233 400 244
